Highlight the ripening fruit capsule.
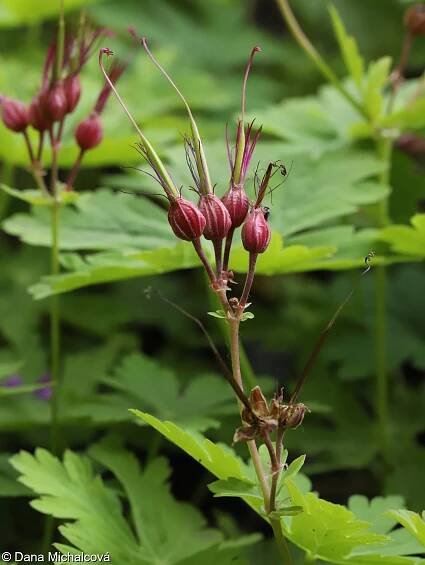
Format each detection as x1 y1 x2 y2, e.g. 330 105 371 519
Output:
0 97 29 132
44 82 68 122
199 193 231 241
64 74 81 113
75 114 103 150
241 207 271 254
29 94 51 132
221 184 249 228
404 4 425 35
168 197 206 241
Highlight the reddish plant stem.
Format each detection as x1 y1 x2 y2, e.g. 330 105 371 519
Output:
213 239 223 278
49 128 59 196
239 252 258 310
223 227 234 272
270 426 285 514
37 131 45 162
192 238 216 284
65 148 85 190
228 318 270 507
22 130 48 194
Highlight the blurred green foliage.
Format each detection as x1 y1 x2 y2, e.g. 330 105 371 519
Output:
0 0 424 563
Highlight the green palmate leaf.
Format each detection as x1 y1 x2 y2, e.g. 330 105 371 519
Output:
29 245 200 299
2 189 174 251
88 439 223 563
134 412 310 520
282 480 421 564
231 233 334 275
379 214 425 257
208 477 262 503
0 453 31 497
0 185 79 206
349 496 407 535
11 449 142 562
131 411 250 482
329 5 365 90
10 444 257 563
388 511 425 547
363 57 392 121
92 353 235 431
247 84 364 155
349 496 425 557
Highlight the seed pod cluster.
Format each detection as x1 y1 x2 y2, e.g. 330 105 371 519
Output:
199 193 231 241
241 206 271 254
221 184 250 228
0 25 123 193
75 114 103 150
168 197 206 241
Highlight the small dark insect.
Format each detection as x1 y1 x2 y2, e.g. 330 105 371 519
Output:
263 206 271 220
271 159 288 176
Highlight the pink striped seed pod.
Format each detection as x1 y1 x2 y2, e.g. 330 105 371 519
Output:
168 197 206 241
44 82 68 122
199 193 231 241
0 97 29 132
64 74 82 113
29 94 51 131
242 207 271 254
75 114 103 150
221 184 250 228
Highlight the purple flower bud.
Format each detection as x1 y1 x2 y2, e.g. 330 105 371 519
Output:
221 184 250 228
29 94 51 132
168 197 206 241
0 97 29 132
199 193 231 241
44 82 68 122
2 375 23 388
64 74 81 113
34 373 52 402
242 207 271 254
75 114 103 150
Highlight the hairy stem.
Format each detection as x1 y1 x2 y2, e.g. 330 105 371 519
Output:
213 239 223 278
65 148 85 191
271 517 293 564
228 319 270 503
228 318 291 562
23 130 49 195
239 252 258 310
270 426 285 515
223 227 234 272
192 238 216 284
